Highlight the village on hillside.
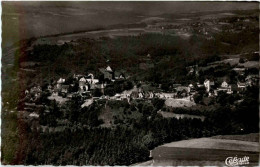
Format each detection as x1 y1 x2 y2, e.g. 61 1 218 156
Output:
21 57 259 120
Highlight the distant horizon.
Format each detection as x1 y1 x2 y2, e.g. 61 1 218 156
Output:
2 1 259 48
3 1 258 14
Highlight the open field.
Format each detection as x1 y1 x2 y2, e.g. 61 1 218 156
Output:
241 61 259 68
152 147 259 166
162 138 258 152
165 98 195 108
81 99 94 108
212 133 259 142
134 134 259 166
157 111 205 121
151 137 259 166
32 28 148 46
47 94 68 104
207 58 240 66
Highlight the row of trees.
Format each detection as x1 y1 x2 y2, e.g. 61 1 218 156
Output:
20 116 213 165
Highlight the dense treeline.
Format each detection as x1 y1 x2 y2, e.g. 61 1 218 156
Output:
22 107 258 165
19 26 258 87
18 33 229 85
21 116 209 165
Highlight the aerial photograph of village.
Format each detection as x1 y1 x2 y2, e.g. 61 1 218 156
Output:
1 1 259 166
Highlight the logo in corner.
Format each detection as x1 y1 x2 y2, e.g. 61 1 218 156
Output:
225 156 249 166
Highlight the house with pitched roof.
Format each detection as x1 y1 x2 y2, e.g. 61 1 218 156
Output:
99 66 114 81
61 85 69 94
57 78 65 89
221 81 229 88
131 91 139 99
217 81 233 94
233 67 245 75
237 81 246 90
114 71 125 80
79 77 87 87
204 79 215 92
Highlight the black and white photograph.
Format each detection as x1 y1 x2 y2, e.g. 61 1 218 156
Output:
1 1 259 166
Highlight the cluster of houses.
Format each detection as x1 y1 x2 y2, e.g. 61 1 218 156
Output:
203 74 258 96
186 58 259 97
21 62 258 121
106 83 197 102
103 73 257 101
51 73 103 97
24 61 258 107
24 65 127 103
50 66 127 98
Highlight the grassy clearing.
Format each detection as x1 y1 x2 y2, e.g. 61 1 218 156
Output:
240 61 259 68
98 100 143 128
98 105 113 128
165 98 195 108
47 95 68 104
157 111 205 121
